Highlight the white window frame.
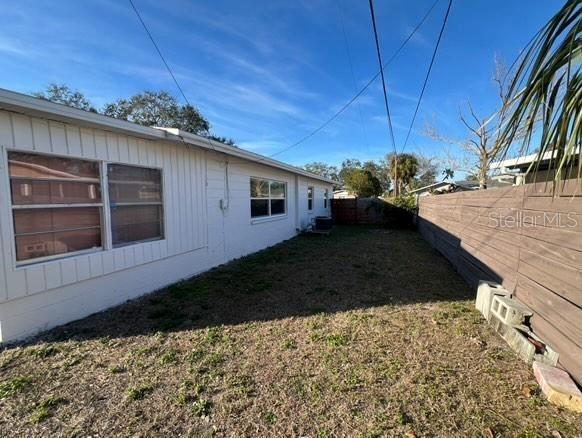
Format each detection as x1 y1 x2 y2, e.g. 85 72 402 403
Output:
250 177 287 220
307 185 314 212
4 149 166 267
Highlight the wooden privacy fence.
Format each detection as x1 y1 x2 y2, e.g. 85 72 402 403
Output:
417 181 582 385
331 198 385 225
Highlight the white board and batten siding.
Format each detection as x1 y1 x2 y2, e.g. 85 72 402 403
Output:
0 109 333 341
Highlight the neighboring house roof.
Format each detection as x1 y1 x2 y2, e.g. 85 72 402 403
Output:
0 88 335 184
409 177 515 196
408 181 453 195
455 178 514 189
489 148 580 172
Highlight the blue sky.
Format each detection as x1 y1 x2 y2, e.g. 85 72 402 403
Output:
0 0 559 169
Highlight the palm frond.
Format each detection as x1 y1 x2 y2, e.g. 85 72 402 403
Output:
497 0 581 190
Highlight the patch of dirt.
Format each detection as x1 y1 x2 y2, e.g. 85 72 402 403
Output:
0 226 580 436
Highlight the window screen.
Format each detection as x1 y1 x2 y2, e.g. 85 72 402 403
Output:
108 164 163 246
8 151 102 262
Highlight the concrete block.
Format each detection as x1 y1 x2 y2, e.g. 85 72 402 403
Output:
489 315 559 366
475 281 511 321
533 361 582 413
491 295 532 326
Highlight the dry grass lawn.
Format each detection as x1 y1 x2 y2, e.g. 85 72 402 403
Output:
0 226 581 437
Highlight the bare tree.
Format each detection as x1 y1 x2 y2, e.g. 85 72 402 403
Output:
425 55 517 189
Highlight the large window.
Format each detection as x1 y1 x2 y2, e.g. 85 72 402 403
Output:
108 164 163 246
8 151 103 263
250 177 286 218
307 186 314 211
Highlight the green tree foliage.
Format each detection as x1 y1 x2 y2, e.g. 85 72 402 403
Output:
338 158 362 184
441 168 455 181
32 86 229 140
208 135 236 146
386 153 419 195
344 168 382 197
103 91 210 135
362 160 390 192
32 84 96 112
302 162 339 182
337 158 390 193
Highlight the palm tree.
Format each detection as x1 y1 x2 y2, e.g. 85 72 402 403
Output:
496 0 581 187
387 153 419 195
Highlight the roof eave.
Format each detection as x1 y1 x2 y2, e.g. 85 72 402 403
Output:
156 128 336 184
0 88 335 185
0 88 165 140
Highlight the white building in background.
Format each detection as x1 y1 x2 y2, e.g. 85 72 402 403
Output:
0 89 334 342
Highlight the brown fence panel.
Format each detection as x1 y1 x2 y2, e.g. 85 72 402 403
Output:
418 184 582 385
332 198 384 225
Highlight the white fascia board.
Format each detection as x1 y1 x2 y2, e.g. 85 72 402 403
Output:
156 128 336 184
489 148 579 171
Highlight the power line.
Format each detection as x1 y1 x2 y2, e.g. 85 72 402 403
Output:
368 0 397 155
401 0 453 153
128 0 191 107
269 0 440 158
127 0 222 156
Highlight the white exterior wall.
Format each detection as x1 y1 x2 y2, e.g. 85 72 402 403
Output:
297 177 331 228
0 110 332 342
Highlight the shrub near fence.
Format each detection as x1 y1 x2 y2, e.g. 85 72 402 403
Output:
417 181 582 385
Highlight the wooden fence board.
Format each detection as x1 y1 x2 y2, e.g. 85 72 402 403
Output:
418 184 582 385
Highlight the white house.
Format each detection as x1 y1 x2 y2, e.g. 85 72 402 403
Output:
0 89 334 342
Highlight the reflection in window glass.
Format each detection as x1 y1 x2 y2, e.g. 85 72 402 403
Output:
9 151 101 205
250 178 269 198
250 177 286 218
307 186 314 211
8 151 103 263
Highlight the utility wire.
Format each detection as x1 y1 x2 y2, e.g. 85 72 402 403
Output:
368 0 397 155
128 0 220 156
401 0 453 153
269 0 440 158
128 0 191 107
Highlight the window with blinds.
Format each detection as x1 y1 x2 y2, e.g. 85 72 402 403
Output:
108 164 164 246
8 151 103 263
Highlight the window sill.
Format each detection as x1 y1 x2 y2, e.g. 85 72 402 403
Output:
251 214 288 225
112 237 165 249
15 247 104 269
